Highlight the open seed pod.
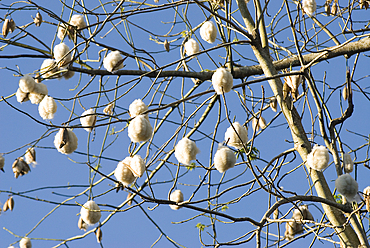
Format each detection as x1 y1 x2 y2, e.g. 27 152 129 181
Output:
175 137 200 165
34 12 42 26
169 189 184 210
114 158 136 186
78 216 87 231
80 200 101 225
12 157 31 178
54 128 78 154
96 227 103 243
126 155 146 178
224 122 248 150
80 109 97 132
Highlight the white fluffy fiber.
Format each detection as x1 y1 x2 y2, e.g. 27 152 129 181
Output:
38 95 57 120
129 99 148 119
224 122 248 149
16 88 29 103
343 152 354 173
306 144 330 171
70 14 86 29
335 173 358 202
212 67 233 94
128 115 153 143
302 0 316 16
54 42 72 66
54 128 78 154
25 147 36 165
170 189 184 210
0 155 4 172
19 237 32 248
12 157 30 178
175 137 200 165
80 109 97 132
29 83 48 104
214 145 236 173
57 23 70 40
184 38 199 56
286 74 302 94
128 155 146 178
40 59 57 79
62 69 75 80
114 157 136 186
103 51 124 72
200 21 217 44
80 200 101 225
292 205 314 221
19 75 36 93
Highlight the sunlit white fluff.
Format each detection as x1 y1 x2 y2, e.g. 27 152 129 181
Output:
16 88 29 103
80 200 101 225
175 137 200 165
306 144 330 171
57 23 69 40
80 109 97 132
25 147 36 166
103 51 124 72
38 95 57 120
335 173 358 202
63 69 75 80
19 237 32 248
54 128 78 154
224 122 248 149
284 220 303 241
127 155 146 178
129 99 148 119
40 59 57 79
343 153 354 173
54 42 72 66
19 75 36 93
128 115 153 143
212 67 233 94
292 205 314 221
29 83 48 104
200 21 217 44
70 14 86 30
214 144 236 173
184 38 199 56
0 155 4 172
114 157 136 186
12 157 30 178
302 0 316 16
170 189 184 210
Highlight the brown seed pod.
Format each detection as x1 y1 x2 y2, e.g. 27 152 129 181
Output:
96 227 103 243
342 85 350 101
331 2 338 15
325 2 331 15
2 18 10 38
269 96 277 112
164 39 170 52
283 82 291 100
78 216 87 231
8 196 14 211
34 12 42 27
3 200 9 212
12 157 31 178
126 192 133 206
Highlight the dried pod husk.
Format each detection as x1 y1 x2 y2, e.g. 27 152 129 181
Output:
282 82 291 100
335 173 358 202
96 227 102 243
269 96 277 112
164 39 170 52
16 88 29 103
184 38 199 57
129 99 148 119
175 137 200 165
359 0 369 9
19 237 31 248
103 51 124 73
8 19 16 33
343 152 354 173
292 205 314 221
363 186 370 212
259 117 267 129
54 43 72 67
273 208 279 219
224 122 248 150
2 18 15 38
154 0 159 3
78 216 87 231
25 147 36 166
128 115 153 143
103 103 114 115
3 200 9 212
284 220 303 240
214 144 236 173
80 109 97 132
12 157 31 178
285 74 302 100
34 12 42 27
54 128 78 154
301 0 317 16
80 200 101 225
325 2 331 15
7 196 14 211
200 21 217 44
212 67 233 94
342 85 350 101
169 189 184 210
306 144 330 171
126 192 133 206
331 1 338 15
0 154 4 172
29 83 48 104
114 158 136 186
38 95 57 120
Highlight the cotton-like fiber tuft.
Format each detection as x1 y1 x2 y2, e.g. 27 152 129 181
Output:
80 200 101 225
19 75 36 93
38 95 57 120
127 155 146 178
224 122 248 149
19 237 32 248
129 99 148 119
12 157 30 178
306 144 330 171
335 173 358 202
80 109 97 132
200 21 217 43
212 67 233 94
175 137 200 165
54 43 72 67
40 59 57 79
302 0 316 16
103 51 124 72
284 220 303 241
170 189 184 210
25 147 37 166
29 83 48 104
16 88 29 103
184 38 199 56
54 128 78 154
70 15 86 29
343 152 354 173
114 157 136 186
292 205 314 221
128 115 153 143
214 145 236 173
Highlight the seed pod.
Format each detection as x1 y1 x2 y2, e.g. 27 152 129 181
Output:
283 82 291 100
38 95 57 120
7 196 14 211
302 0 317 16
103 51 124 73
214 144 236 173
19 237 31 248
252 117 266 132
78 216 87 231
129 99 148 119
342 85 350 101
359 0 369 9
200 21 217 44
103 103 114 115
127 155 146 178
12 157 31 178
70 14 86 30
284 220 303 240
224 122 248 150
54 128 78 154
306 144 330 171
343 152 354 173
335 173 358 203
269 96 277 112
128 115 153 143
80 200 101 225
325 2 331 15
273 208 279 219
54 43 72 67
175 137 200 165
62 69 75 80
29 83 48 104
184 38 199 56
0 154 4 172
169 189 184 210
126 192 133 206
19 75 36 93
2 18 10 37
16 88 30 103
34 12 42 27
363 186 370 212
114 158 136 186
331 1 338 15
96 227 103 243
164 39 170 52
292 205 314 221
80 109 97 132
40 59 57 79
212 67 233 94
285 74 302 100
25 147 36 166
3 200 9 212
57 23 74 40
8 19 16 32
